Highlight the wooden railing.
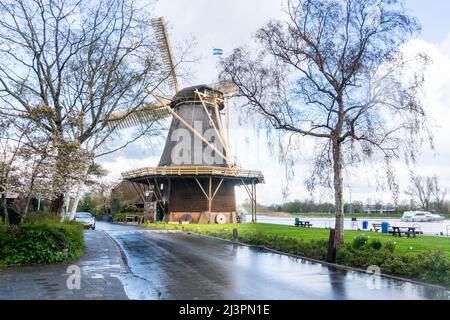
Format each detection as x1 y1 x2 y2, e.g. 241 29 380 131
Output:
121 166 264 182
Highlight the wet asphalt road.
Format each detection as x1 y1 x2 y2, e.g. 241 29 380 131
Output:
99 222 450 300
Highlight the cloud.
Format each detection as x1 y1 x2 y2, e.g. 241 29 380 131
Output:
97 4 450 206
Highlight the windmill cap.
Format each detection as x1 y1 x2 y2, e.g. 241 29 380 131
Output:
171 84 225 110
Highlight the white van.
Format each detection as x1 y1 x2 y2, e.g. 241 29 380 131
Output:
401 211 445 222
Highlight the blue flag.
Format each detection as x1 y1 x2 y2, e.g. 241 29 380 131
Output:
213 48 223 56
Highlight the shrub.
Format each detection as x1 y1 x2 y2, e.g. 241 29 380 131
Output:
368 239 383 250
114 213 126 222
381 255 410 275
383 241 396 253
337 240 450 287
409 251 450 286
122 204 138 213
337 244 382 268
352 236 368 249
23 209 59 223
0 220 84 266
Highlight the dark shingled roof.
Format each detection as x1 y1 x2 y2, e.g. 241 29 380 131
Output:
171 84 225 110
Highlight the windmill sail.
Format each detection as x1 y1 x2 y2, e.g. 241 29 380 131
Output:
152 17 179 93
106 102 170 130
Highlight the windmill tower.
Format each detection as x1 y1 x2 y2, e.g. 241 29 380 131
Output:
108 17 264 224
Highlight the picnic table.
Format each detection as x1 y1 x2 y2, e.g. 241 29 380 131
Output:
389 226 423 238
294 219 313 228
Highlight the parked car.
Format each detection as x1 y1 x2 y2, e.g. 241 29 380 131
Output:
401 211 445 222
74 212 96 230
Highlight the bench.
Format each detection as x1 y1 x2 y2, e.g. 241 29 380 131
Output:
125 215 146 224
125 215 139 223
372 223 381 232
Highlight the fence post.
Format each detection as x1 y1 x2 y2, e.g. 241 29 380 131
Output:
232 228 238 241
327 228 337 263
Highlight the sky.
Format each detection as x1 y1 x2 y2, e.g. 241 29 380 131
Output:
98 0 450 206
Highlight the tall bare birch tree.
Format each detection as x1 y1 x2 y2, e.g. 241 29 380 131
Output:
220 0 431 258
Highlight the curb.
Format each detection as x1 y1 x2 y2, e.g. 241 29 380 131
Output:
101 230 132 274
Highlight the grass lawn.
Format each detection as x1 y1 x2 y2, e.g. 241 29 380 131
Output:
147 222 450 258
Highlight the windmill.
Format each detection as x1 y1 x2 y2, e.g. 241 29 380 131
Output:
110 17 264 224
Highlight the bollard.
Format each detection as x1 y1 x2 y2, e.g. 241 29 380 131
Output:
232 228 239 241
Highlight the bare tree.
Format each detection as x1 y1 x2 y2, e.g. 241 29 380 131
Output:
430 176 447 213
407 175 447 212
0 0 172 217
220 0 430 257
406 175 433 211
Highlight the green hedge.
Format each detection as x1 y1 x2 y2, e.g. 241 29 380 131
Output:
0 220 84 266
337 236 450 286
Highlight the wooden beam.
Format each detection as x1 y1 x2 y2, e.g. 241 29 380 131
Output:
150 91 229 163
211 178 224 200
251 182 255 223
144 89 172 101
195 178 209 200
130 182 146 204
153 178 167 216
196 90 232 164
253 181 257 223
240 179 252 200
208 176 212 213
195 89 229 159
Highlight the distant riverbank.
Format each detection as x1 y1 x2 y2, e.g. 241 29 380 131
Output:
249 215 450 237
255 211 450 219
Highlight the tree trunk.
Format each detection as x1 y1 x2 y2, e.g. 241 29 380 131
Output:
23 196 32 217
50 127 66 218
61 191 72 221
331 139 345 253
51 193 65 216
68 186 82 221
2 193 8 228
22 175 36 219
68 162 91 220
